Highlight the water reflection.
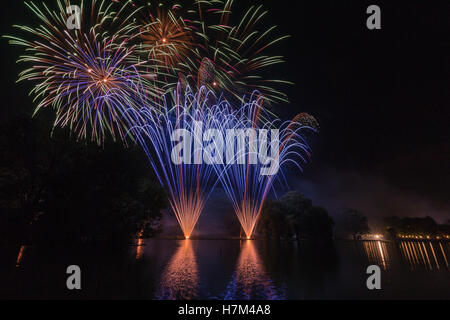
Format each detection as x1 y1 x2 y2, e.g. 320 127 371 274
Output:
135 239 144 260
400 241 449 271
15 245 26 267
363 241 389 270
362 241 450 271
439 242 449 269
223 240 284 300
155 240 199 299
2 240 449 299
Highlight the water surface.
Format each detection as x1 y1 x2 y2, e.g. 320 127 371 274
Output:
1 240 449 299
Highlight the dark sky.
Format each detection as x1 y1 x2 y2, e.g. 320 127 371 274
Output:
261 0 449 223
1 0 449 224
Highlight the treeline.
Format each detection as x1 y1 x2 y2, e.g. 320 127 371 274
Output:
383 216 450 239
257 191 334 240
0 111 167 245
256 191 380 241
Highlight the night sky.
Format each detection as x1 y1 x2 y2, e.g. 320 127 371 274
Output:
265 0 449 224
1 0 448 225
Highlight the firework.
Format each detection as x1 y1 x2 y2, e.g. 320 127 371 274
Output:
210 93 317 238
126 0 200 94
125 86 222 238
138 2 194 70
5 0 156 144
124 85 316 238
6 1 310 239
180 0 291 104
133 0 291 103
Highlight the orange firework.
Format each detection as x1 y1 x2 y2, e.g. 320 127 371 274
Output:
140 6 193 69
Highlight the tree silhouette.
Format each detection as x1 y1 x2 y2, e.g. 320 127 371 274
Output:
0 112 167 244
258 192 334 240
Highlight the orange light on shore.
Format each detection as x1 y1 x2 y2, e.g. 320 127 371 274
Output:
185 236 190 240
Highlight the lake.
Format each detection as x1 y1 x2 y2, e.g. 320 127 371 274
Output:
1 240 449 299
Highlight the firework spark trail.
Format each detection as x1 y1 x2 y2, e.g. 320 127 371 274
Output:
6 1 313 239
210 94 318 238
125 85 316 238
125 86 224 238
7 0 292 143
131 0 290 103
183 0 292 103
5 0 158 144
137 2 194 70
